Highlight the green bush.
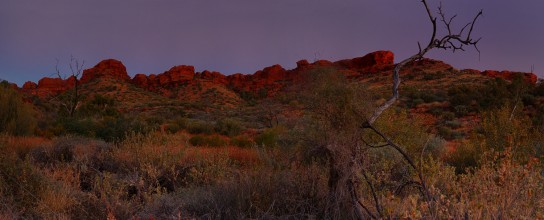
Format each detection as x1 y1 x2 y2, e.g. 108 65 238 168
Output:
230 135 254 148
446 141 483 173
189 135 227 147
186 120 214 135
255 126 285 148
165 117 188 134
59 116 148 142
0 82 37 136
215 118 243 137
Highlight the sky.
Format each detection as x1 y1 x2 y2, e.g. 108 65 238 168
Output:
1 0 543 86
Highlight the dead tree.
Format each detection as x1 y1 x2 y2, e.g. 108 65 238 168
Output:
55 56 85 117
345 1 483 219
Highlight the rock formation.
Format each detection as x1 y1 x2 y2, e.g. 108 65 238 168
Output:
21 51 539 100
80 59 130 84
481 70 537 84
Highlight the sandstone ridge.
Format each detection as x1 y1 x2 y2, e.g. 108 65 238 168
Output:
20 51 539 98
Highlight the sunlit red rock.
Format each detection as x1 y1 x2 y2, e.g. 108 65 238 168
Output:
253 64 288 84
132 74 149 87
198 70 227 84
313 60 333 66
157 65 195 86
80 59 130 84
296 60 310 70
481 70 537 84
23 50 540 103
26 76 78 97
22 81 38 90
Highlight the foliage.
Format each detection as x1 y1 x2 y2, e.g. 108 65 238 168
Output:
254 126 286 148
215 117 243 137
189 134 227 147
230 135 254 148
185 120 215 135
0 83 37 136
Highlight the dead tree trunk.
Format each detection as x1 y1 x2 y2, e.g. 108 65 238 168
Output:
55 56 85 117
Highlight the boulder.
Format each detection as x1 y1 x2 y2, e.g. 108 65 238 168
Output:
80 59 130 84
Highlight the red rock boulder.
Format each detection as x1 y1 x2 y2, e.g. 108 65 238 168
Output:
22 81 38 90
33 76 76 96
253 64 288 84
198 70 227 84
155 65 195 86
132 74 150 88
80 59 130 84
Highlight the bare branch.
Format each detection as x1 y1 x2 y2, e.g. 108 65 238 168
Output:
361 169 383 217
366 0 482 125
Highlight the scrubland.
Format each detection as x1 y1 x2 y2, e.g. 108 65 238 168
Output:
1 70 543 219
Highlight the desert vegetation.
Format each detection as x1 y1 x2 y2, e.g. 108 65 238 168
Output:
2 61 544 218
1 1 544 219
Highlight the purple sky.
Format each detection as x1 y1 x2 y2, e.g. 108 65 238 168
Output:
1 0 543 86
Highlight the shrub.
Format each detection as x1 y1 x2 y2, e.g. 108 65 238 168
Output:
215 118 243 137
59 116 148 142
412 98 424 106
189 135 227 147
163 117 188 134
186 120 214 135
441 111 456 120
0 154 46 218
255 126 285 148
445 120 461 129
230 135 254 148
179 163 328 219
424 135 447 158
453 105 469 116
0 83 37 136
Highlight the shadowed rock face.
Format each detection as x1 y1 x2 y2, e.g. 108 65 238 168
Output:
335 50 394 72
20 51 539 99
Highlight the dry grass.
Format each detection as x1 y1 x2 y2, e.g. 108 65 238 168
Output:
183 146 260 166
1 131 543 219
1 135 50 158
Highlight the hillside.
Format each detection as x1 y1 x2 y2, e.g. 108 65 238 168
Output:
16 51 541 139
2 51 544 219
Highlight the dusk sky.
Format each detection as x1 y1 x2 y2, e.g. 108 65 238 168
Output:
1 0 543 86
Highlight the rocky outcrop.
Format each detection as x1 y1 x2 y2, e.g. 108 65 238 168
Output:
481 70 537 84
197 70 227 84
131 65 196 93
336 50 394 72
22 81 38 90
132 74 150 88
21 76 77 97
21 50 539 101
80 59 130 84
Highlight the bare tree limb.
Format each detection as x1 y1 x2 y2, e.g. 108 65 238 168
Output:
54 56 85 117
366 0 482 125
